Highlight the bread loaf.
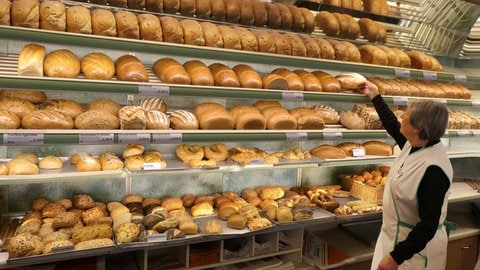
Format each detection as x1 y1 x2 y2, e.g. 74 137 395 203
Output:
342 41 361 62
75 110 120 129
363 0 389 15
200 21 223 48
184 60 214 86
326 39 348 61
66 5 91 34
11 0 39 28
115 55 149 82
289 107 325 129
251 0 267 27
238 0 254 25
109 0 127 7
209 63 240 87
153 57 191 84
234 27 258 51
271 31 291 55
0 0 11 25
390 48 411 68
264 2 281 29
0 96 36 118
119 106 146 130
159 16 184 44
315 38 335 60
17 43 46 77
299 7 315 33
250 29 275 53
359 45 388 65
293 70 322 92
145 111 170 130
145 0 162 12
224 0 240 23
114 11 139 39
0 110 21 129
275 3 292 30
43 49 80 78
310 144 347 159
196 109 234 130
301 36 321 58
363 140 392 156
229 105 266 130
315 11 339 36
0 89 46 104
81 52 115 80
139 97 167 113
210 0 226 21
39 99 83 119
91 9 116 37
284 33 307 57
232 64 262 88
169 110 198 130
163 0 180 14
39 1 65 31
180 19 205 46
335 72 367 90
217 25 241 50
272 68 304 91
22 109 74 129
406 50 433 70
87 99 121 116
195 0 210 19
262 74 288 90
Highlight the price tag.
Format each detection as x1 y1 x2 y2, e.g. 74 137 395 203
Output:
249 158 265 165
286 132 308 141
456 130 471 137
152 133 183 143
454 74 467 82
51 245 74 252
281 92 304 101
471 100 480 107
394 69 410 78
3 133 44 145
147 233 166 242
118 133 151 144
323 132 342 140
392 97 408 106
472 130 480 137
138 85 170 96
143 162 163 170
79 133 114 144
423 72 437 80
352 148 366 157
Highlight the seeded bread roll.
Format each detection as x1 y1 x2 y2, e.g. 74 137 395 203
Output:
22 109 74 129
17 43 46 77
159 16 184 44
153 57 191 84
114 10 139 39
11 0 39 28
137 14 162 41
184 60 214 86
180 19 205 46
66 5 91 34
200 21 223 48
81 52 115 80
39 1 65 31
115 54 149 82
0 0 11 25
39 99 83 119
75 110 120 129
91 9 116 37
43 49 80 78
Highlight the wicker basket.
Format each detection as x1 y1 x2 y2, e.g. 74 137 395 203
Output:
340 175 355 191
350 181 384 205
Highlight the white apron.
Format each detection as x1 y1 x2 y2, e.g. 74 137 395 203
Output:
370 141 453 270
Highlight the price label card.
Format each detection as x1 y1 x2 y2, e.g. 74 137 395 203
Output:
395 69 410 78
249 158 265 165
456 130 471 137
51 245 75 253
143 162 163 170
472 130 480 137
286 132 308 141
392 97 408 106
282 92 304 101
147 233 166 242
423 72 437 80
138 85 170 96
436 99 447 105
3 133 44 145
471 100 480 107
79 133 114 144
152 133 183 143
118 133 151 144
454 74 467 82
352 148 366 157
323 131 342 140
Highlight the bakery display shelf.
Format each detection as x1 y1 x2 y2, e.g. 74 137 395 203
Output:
2 26 480 85
115 231 205 251
448 179 480 204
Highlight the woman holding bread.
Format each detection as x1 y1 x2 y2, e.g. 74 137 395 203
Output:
358 81 453 270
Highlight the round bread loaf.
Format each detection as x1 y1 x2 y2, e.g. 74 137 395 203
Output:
180 19 205 46
66 5 92 34
119 106 146 130
87 98 121 116
184 60 214 86
115 54 149 82
17 43 46 77
153 57 191 84
200 21 223 48
159 16 184 44
39 99 83 119
145 111 170 130
75 110 120 129
81 52 115 80
137 14 162 41
91 9 116 37
169 110 198 130
43 49 81 78
11 0 39 28
139 97 167 113
22 109 74 129
39 1 65 31
114 10 139 39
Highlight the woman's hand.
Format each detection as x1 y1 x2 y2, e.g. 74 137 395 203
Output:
357 81 380 100
376 254 399 270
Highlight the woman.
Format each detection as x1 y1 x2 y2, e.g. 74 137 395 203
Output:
358 82 453 270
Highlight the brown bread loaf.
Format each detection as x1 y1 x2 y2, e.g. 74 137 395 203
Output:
0 0 11 25
11 0 39 28
217 25 241 50
184 60 214 86
224 0 240 23
22 109 74 129
75 110 120 129
153 57 191 84
115 55 149 82
159 16 184 44
39 99 83 120
39 1 65 31
264 2 281 29
232 64 262 89
250 29 275 53
145 0 162 11
163 0 180 14
114 10 139 39
200 21 223 48
234 27 258 51
195 0 210 19
180 19 205 46
251 0 267 27
210 0 225 21
43 49 81 78
91 9 116 37
209 63 240 87
66 5 91 34
81 52 115 80
137 14 162 41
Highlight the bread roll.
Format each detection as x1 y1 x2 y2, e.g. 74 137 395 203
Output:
0 0 11 25
115 55 149 82
234 27 258 51
200 21 223 48
153 57 191 84
22 109 74 129
114 11 139 39
17 43 46 77
39 99 83 119
311 71 342 92
251 0 267 27
224 0 240 23
0 110 21 129
0 96 36 118
217 25 241 50
39 1 65 31
271 68 304 91
11 0 39 28
195 0 210 19
44 49 80 78
39 155 63 170
75 110 120 129
209 63 240 87
232 64 262 88
119 106 146 130
227 214 246 229
163 0 180 14
250 29 275 53
91 9 116 37
180 19 205 46
66 5 91 34
81 52 115 80
159 16 184 44
184 60 214 86
0 89 46 104
210 0 225 21
264 2 281 29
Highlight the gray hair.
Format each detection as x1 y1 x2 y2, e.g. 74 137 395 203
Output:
408 99 448 141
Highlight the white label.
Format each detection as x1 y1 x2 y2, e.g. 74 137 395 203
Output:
436 99 447 105
249 158 264 165
456 130 471 137
118 133 151 144
392 97 408 106
51 245 74 252
79 133 114 144
143 162 163 170
3 133 44 145
423 72 437 80
394 69 410 78
152 133 183 143
323 132 342 140
471 100 480 107
472 130 480 137
281 92 304 101
454 74 467 82
147 233 166 242
138 85 170 96
352 148 366 157
286 132 308 141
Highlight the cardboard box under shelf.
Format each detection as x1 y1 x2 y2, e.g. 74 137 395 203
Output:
350 181 384 205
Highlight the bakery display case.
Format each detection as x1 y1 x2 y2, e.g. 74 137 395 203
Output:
1 0 480 268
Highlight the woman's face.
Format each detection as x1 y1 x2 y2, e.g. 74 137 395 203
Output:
400 109 417 139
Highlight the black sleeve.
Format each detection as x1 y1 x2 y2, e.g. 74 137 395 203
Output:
371 95 407 148
389 165 451 265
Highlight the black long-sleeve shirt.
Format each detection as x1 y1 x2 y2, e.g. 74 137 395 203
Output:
371 95 451 265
